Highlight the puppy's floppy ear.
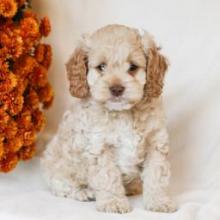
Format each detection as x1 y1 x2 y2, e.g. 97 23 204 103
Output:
65 45 90 98
145 47 168 99
141 32 168 101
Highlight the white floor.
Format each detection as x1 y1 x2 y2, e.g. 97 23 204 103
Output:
0 158 220 220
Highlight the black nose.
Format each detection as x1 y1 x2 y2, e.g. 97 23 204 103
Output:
109 85 125 97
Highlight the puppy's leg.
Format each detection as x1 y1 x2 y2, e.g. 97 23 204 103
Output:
49 176 95 202
43 160 95 201
142 128 176 212
41 138 95 201
89 148 132 213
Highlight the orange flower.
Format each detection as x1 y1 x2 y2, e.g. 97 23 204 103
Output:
23 9 37 20
15 0 26 7
32 108 45 132
1 89 24 115
40 16 51 37
18 144 35 160
43 97 53 109
4 135 23 153
38 83 54 109
0 108 10 128
16 78 28 94
14 55 37 78
16 107 33 129
0 48 9 61
24 88 40 109
0 71 17 93
35 44 52 69
0 29 23 59
19 13 42 51
0 0 17 18
29 65 48 88
41 45 52 69
20 17 39 38
34 44 45 63
2 118 18 139
18 127 36 147
0 1 53 172
0 152 18 172
0 136 4 159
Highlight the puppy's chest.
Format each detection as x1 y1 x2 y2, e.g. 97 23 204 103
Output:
105 112 141 149
87 111 145 168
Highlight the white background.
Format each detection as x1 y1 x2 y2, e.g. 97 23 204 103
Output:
1 0 220 219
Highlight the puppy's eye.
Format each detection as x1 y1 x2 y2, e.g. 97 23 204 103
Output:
128 63 139 74
96 63 106 72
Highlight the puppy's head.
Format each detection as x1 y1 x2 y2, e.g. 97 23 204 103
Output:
66 25 168 111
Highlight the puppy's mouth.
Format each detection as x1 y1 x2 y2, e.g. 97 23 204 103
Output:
109 96 123 103
105 96 134 111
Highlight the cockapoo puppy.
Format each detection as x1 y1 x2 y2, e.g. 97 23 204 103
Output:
41 24 176 213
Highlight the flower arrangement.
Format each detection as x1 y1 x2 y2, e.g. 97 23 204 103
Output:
0 0 53 172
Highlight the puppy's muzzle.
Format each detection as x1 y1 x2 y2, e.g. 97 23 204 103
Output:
109 85 125 97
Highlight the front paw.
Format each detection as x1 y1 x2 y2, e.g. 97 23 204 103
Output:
96 197 132 214
144 195 177 213
74 188 95 201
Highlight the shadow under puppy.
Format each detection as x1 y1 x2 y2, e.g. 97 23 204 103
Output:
41 24 176 213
